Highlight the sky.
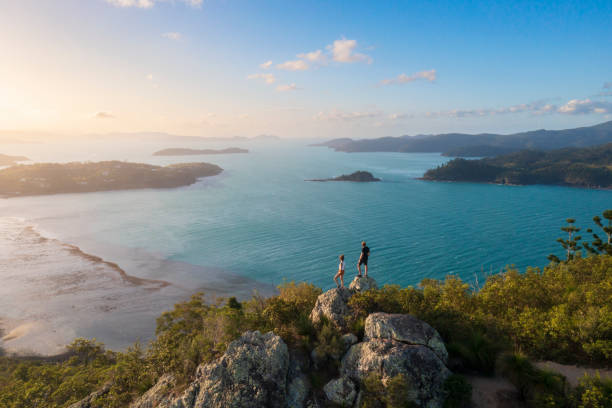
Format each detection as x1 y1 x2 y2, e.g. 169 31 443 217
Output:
0 0 611 139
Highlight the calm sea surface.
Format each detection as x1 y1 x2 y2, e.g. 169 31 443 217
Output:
1 139 611 352
2 139 611 289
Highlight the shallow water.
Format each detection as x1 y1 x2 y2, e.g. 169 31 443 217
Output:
1 139 611 353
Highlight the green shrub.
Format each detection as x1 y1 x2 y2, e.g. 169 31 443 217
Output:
443 374 472 408
570 374 612 408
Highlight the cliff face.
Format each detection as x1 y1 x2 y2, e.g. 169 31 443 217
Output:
127 276 452 408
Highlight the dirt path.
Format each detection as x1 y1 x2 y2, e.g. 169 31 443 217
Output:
534 361 612 387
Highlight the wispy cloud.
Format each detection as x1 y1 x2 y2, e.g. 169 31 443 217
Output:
276 83 300 92
276 60 309 71
146 73 154 80
162 32 182 40
315 109 381 121
106 0 202 8
260 61 273 69
381 70 437 85
94 111 115 119
557 99 612 115
297 49 327 65
247 73 276 85
327 38 372 64
426 98 611 118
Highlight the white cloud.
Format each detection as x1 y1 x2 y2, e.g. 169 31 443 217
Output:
557 99 612 115
315 109 381 121
146 74 154 80
381 70 437 85
297 49 327 64
276 60 309 71
260 61 273 69
162 32 182 40
247 73 276 84
425 98 611 118
327 38 372 64
94 111 115 119
106 0 202 8
276 83 300 92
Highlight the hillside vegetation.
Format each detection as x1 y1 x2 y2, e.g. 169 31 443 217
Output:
423 143 612 188
1 212 611 407
0 161 222 197
316 120 612 157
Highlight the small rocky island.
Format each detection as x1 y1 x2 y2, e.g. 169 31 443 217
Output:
153 147 248 156
0 153 29 166
309 171 381 182
0 161 222 197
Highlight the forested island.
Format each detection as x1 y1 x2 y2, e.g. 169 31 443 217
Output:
0 153 29 166
1 212 611 407
316 120 612 157
153 147 248 156
0 161 222 197
423 143 612 188
308 170 381 182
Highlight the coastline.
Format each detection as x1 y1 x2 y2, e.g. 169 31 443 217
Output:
0 217 275 356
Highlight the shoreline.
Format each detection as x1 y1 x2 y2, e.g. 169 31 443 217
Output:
0 217 276 356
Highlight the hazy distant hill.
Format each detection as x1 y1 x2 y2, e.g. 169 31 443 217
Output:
0 153 29 166
316 120 612 157
153 147 248 156
423 142 612 188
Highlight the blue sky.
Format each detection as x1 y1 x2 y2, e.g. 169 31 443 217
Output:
0 0 611 138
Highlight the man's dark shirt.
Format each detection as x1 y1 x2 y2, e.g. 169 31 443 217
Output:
361 246 370 260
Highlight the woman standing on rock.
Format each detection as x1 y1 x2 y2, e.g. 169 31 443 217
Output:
334 254 345 288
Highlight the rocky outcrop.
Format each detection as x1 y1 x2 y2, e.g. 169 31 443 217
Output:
364 313 448 363
133 331 289 408
309 287 352 330
341 339 451 408
130 374 176 408
192 331 289 407
323 376 357 406
287 351 310 408
348 275 378 292
68 383 111 408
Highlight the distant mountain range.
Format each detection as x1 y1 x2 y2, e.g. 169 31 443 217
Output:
0 131 280 144
315 121 612 157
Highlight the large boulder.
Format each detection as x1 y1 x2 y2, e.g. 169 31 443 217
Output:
323 376 357 407
365 312 448 364
286 351 310 408
139 331 289 408
348 275 378 292
341 339 451 408
130 374 177 408
309 287 352 330
192 331 289 408
68 383 111 408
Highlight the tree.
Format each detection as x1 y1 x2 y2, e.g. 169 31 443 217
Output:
548 218 581 262
583 209 612 256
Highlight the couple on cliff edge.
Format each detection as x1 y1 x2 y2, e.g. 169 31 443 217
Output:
334 241 370 288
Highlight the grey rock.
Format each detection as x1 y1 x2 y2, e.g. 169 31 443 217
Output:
309 287 352 330
348 276 378 293
287 375 309 408
68 383 111 408
323 376 357 407
341 339 451 408
365 312 448 363
191 331 289 408
287 351 310 408
341 333 358 350
130 374 177 408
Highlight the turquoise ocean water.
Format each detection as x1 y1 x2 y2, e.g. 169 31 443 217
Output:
2 139 611 291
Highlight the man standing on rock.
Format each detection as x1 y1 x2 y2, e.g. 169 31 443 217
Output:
357 241 370 277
